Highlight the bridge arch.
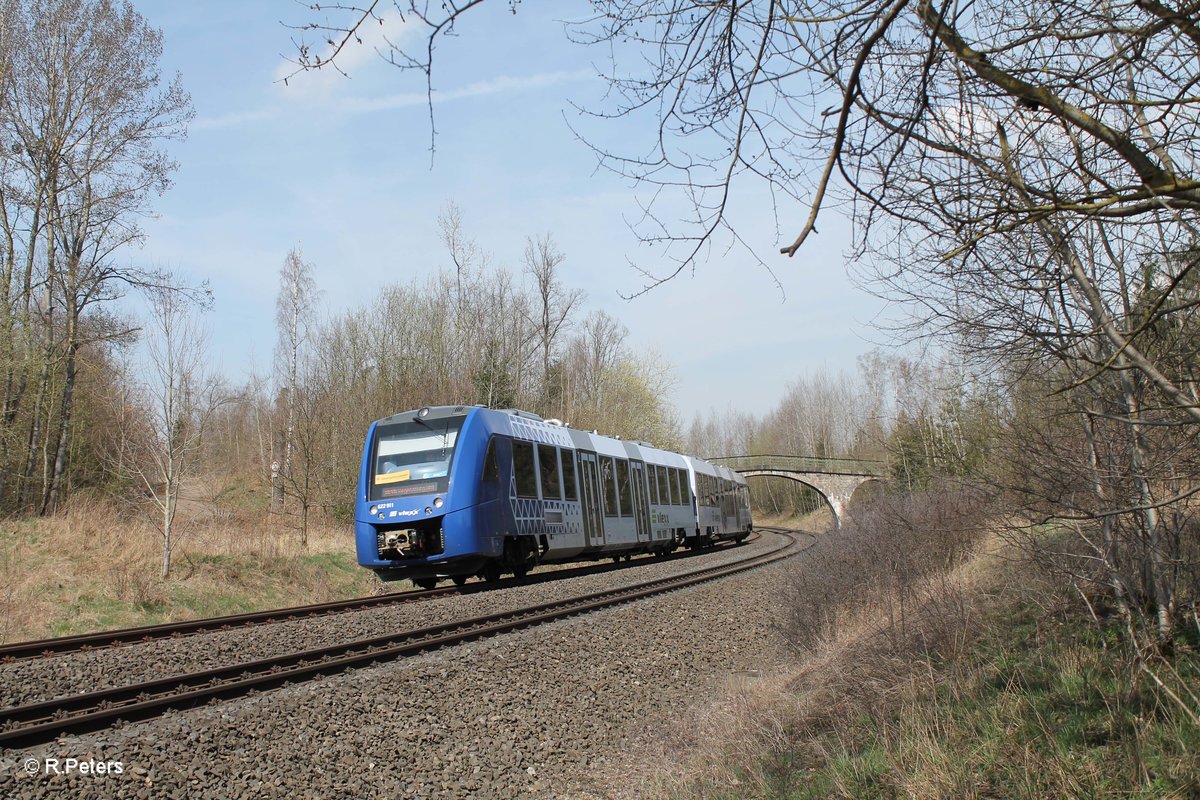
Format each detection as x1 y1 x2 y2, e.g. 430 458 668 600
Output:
740 470 882 528
711 455 886 530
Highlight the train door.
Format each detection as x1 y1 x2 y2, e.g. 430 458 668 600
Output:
630 461 650 541
577 451 604 547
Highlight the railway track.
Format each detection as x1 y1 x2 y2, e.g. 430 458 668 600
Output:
0 533 760 663
0 529 799 750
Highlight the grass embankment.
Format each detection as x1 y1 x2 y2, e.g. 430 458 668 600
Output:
0 487 378 644
743 569 1200 799
755 508 835 534
628 492 1200 799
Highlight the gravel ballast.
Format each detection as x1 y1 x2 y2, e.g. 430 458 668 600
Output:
0 531 802 799
0 535 783 709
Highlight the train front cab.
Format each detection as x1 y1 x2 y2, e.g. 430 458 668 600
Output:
355 407 504 584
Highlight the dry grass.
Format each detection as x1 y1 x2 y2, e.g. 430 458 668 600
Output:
755 508 835 535
588 494 1200 800
0 481 378 644
590 530 1003 800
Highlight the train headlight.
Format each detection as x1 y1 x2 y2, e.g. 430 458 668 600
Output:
433 496 444 509
369 505 378 516
424 506 432 515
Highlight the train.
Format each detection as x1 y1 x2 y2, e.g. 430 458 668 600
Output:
354 405 753 587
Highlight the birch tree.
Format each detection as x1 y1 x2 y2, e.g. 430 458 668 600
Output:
119 284 222 578
273 246 316 515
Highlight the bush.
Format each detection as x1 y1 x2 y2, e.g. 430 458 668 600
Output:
782 482 994 653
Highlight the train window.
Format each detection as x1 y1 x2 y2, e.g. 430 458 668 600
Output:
513 440 537 498
370 415 464 500
538 444 562 500
616 459 633 517
562 450 578 501
481 437 499 481
670 468 681 505
650 465 661 505
602 457 618 517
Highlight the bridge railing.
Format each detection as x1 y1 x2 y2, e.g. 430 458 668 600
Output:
709 454 886 477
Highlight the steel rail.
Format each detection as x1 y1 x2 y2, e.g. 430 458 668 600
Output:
0 533 759 662
0 529 797 750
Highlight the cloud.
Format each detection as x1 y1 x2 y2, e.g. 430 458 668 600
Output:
193 69 595 131
338 69 595 114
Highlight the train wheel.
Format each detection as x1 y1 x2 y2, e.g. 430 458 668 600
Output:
512 563 529 579
611 556 622 564
414 577 438 590
451 574 469 587
482 561 502 583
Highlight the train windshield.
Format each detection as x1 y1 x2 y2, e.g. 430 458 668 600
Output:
369 416 464 500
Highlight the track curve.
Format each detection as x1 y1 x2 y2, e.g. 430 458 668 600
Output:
0 529 799 749
0 533 761 663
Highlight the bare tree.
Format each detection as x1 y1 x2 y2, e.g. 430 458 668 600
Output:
565 310 626 416
273 246 317 515
522 233 583 415
557 310 679 444
437 200 484 308
114 284 223 578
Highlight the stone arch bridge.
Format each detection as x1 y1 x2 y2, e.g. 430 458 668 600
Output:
710 454 885 528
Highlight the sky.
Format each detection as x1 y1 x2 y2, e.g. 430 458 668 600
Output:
127 1 891 422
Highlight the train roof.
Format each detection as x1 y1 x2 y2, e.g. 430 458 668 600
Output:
371 406 721 472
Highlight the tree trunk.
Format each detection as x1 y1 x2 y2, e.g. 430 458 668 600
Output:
19 340 53 511
271 428 285 514
161 481 174 578
42 333 78 515
1116 363 1171 639
1082 405 1133 627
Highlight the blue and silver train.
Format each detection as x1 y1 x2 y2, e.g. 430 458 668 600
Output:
355 405 753 587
